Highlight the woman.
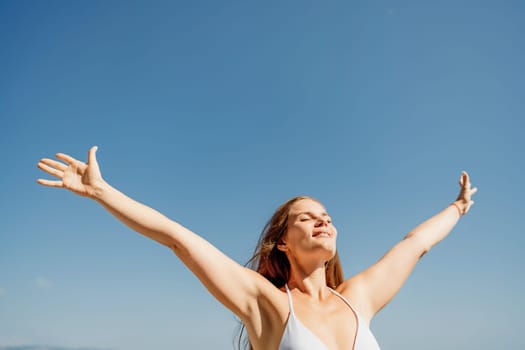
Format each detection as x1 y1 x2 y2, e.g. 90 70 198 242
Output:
37 146 477 350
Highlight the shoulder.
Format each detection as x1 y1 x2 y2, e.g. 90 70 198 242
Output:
335 275 373 323
242 275 290 349
249 273 289 319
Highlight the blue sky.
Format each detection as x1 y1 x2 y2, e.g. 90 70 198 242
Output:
1 1 523 349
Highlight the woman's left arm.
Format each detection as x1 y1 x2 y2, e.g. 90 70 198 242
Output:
341 171 477 322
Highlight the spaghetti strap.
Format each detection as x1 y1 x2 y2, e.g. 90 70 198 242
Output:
279 285 381 350
328 287 359 315
279 284 330 349
284 284 295 314
328 287 382 350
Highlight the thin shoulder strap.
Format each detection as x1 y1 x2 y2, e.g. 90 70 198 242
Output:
284 284 295 314
329 287 361 350
328 287 359 316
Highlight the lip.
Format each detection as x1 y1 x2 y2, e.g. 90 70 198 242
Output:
312 231 332 238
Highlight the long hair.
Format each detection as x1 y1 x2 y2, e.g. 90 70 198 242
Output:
236 196 344 350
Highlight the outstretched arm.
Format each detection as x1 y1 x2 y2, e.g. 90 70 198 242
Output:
341 171 478 323
37 147 271 320
37 146 186 248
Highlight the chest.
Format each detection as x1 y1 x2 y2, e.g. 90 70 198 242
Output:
287 300 358 350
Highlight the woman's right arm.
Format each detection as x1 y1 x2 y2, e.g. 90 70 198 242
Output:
37 146 270 320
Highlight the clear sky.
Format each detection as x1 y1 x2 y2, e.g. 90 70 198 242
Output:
1 1 524 349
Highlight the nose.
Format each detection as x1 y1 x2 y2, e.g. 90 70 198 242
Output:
315 217 329 227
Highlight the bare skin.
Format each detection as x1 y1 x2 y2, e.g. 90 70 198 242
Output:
37 146 478 350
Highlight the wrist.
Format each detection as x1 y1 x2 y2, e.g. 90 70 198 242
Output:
450 200 468 216
90 179 110 200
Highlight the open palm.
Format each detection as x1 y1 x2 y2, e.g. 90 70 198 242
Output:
37 146 104 198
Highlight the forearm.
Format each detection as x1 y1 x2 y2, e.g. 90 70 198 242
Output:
405 201 466 253
92 180 183 248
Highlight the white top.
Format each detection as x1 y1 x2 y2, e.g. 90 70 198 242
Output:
278 284 381 350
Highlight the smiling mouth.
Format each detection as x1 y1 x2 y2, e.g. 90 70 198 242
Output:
313 231 332 238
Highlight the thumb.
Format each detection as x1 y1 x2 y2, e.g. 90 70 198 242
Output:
88 146 99 167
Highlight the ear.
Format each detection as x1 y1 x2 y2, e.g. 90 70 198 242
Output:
277 240 288 252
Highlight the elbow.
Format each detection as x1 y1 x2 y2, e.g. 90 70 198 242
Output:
169 242 182 255
403 235 431 260
168 238 183 254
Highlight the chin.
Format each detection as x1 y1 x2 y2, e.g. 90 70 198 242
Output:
317 246 337 262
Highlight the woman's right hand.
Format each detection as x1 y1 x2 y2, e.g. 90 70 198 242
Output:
37 146 105 198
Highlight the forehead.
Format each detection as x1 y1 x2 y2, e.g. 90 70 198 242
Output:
289 199 328 216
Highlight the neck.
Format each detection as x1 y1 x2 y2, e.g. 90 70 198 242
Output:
287 258 330 299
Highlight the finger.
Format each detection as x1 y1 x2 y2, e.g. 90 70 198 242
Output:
37 178 63 188
88 146 99 166
56 152 82 166
37 162 64 179
40 158 67 171
471 187 478 195
461 171 471 188
459 171 470 189
464 171 471 184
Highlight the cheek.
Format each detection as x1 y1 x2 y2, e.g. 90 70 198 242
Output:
290 222 310 234
287 227 308 243
284 226 313 249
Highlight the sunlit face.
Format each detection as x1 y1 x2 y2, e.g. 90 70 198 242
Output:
280 199 337 262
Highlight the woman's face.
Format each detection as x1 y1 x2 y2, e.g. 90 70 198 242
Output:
281 198 337 261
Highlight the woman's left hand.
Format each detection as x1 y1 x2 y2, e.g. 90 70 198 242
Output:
455 171 478 215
